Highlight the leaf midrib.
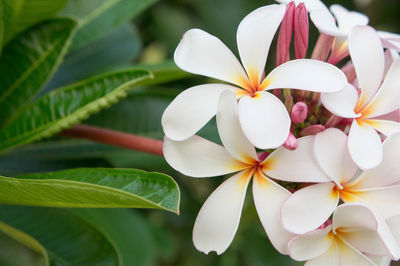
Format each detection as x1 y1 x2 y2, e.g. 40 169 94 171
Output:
0 176 178 213
0 73 151 150
79 0 120 27
0 33 65 103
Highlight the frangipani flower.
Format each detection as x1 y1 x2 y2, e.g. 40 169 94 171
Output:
321 25 400 169
262 128 400 256
163 91 295 255
289 203 399 265
310 4 369 64
162 4 346 149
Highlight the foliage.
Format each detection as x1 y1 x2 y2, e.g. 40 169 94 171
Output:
0 0 398 265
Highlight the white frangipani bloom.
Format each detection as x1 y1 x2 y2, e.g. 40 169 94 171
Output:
162 4 347 149
289 204 399 265
261 128 400 259
310 4 369 63
163 90 295 255
275 0 327 11
321 26 400 169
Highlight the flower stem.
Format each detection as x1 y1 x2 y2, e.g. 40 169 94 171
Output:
60 124 164 156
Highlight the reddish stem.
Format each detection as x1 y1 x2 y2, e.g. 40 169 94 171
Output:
60 124 164 156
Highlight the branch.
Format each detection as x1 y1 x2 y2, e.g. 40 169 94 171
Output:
60 125 164 156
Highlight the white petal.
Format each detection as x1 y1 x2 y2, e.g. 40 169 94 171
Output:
348 120 383 170
163 136 246 178
367 119 400 137
352 133 400 188
383 49 399 78
336 238 376 266
363 58 400 118
349 26 384 109
237 4 285 83
348 185 400 219
289 226 333 261
379 31 400 51
162 84 235 141
387 215 400 244
333 203 400 259
333 203 377 231
174 29 248 88
265 59 347 93
276 0 328 12
368 255 392 266
193 169 253 254
314 128 358 185
330 5 369 35
238 92 290 149
320 83 360 118
310 8 343 37
305 242 339 266
252 170 294 254
217 90 258 164
264 136 331 183
281 182 339 234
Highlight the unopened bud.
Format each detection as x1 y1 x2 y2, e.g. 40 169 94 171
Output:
294 3 309 59
341 62 356 83
311 33 334 61
300 125 325 136
291 102 308 124
283 132 298 150
276 2 295 66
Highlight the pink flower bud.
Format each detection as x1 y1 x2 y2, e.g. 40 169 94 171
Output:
291 102 308 124
341 62 356 83
300 125 325 136
276 2 295 66
311 33 334 61
317 219 332 229
283 132 298 150
294 3 309 59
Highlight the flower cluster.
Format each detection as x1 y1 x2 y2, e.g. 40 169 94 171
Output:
162 0 400 264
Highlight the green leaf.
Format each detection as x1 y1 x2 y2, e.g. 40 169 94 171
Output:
0 18 77 128
2 0 68 44
0 1 4 54
0 168 180 213
61 0 157 52
0 69 151 154
71 209 155 266
44 23 142 91
0 206 119 266
0 221 49 266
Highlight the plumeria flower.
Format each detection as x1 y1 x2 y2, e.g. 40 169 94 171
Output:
321 25 400 169
162 4 347 149
262 128 400 256
310 4 369 64
289 203 399 265
163 91 295 255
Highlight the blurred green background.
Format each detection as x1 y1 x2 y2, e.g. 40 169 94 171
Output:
0 0 399 265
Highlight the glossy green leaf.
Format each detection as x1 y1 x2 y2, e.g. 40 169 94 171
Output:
0 206 119 266
0 168 180 213
0 221 49 266
0 18 77 128
71 209 155 266
2 0 68 44
0 69 151 154
44 23 142 91
61 0 157 52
